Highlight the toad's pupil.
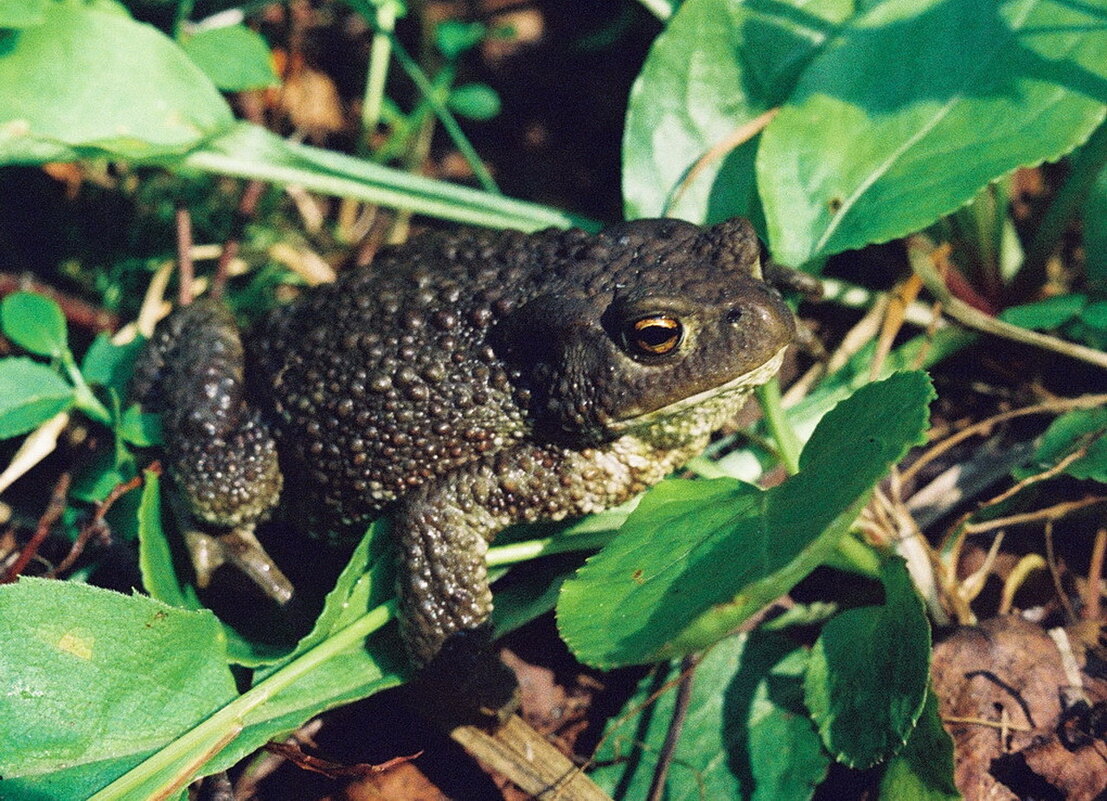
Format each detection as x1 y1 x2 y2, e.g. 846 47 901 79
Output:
632 317 681 352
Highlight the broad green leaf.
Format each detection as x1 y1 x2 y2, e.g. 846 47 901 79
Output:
90 605 403 797
0 291 67 358
80 333 145 395
999 294 1087 330
0 578 236 800
558 371 934 668
448 83 501 121
804 556 931 768
590 632 828 801
181 24 278 92
0 0 46 29
880 690 961 801
0 3 234 163
759 0 1107 266
0 357 75 438
622 0 852 224
1018 407 1107 483
38 521 402 797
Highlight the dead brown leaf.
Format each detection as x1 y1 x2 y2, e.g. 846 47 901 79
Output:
933 617 1107 801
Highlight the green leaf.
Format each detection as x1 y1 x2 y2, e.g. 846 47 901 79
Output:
1 291 68 358
89 604 402 797
0 578 237 800
256 519 394 669
879 690 961 801
0 357 75 438
70 440 135 504
1079 300 1107 330
1084 151 1107 286
804 556 931 768
138 470 201 611
0 3 234 164
758 0 1107 266
1020 407 1107 483
182 121 589 232
80 334 145 395
21 534 400 796
181 24 278 92
558 372 934 668
0 0 47 28
448 83 501 121
436 19 485 59
622 0 852 224
119 405 163 447
491 554 587 637
590 632 828 801
999 294 1087 330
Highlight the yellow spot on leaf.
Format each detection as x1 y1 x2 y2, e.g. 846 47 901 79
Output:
1 119 31 136
56 631 94 660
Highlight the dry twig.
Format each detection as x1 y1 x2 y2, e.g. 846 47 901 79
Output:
646 654 700 801
0 473 71 583
1084 526 1107 621
176 205 196 307
901 392 1107 485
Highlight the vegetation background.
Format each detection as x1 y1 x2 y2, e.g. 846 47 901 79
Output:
0 1 1106 800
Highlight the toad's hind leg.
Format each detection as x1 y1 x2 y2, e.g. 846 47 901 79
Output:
130 299 291 602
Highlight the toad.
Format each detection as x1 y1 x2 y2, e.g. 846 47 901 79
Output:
131 218 795 668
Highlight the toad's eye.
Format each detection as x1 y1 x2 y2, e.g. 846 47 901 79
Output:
624 315 683 356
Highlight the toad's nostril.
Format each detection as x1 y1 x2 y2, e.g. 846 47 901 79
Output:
725 307 744 324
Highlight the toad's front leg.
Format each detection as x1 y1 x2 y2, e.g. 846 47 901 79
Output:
394 437 685 668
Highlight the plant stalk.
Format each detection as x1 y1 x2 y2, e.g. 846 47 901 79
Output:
89 602 396 800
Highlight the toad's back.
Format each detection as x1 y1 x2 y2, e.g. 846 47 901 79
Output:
250 220 787 530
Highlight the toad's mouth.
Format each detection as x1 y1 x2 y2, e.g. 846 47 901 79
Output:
607 345 789 434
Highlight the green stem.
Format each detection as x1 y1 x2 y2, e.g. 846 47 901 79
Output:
757 377 801 475
487 528 620 567
360 1 398 149
387 35 500 195
89 601 396 800
1008 116 1107 303
173 0 195 37
63 353 111 426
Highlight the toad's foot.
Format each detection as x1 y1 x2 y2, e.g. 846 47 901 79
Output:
184 525 294 605
411 625 521 731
